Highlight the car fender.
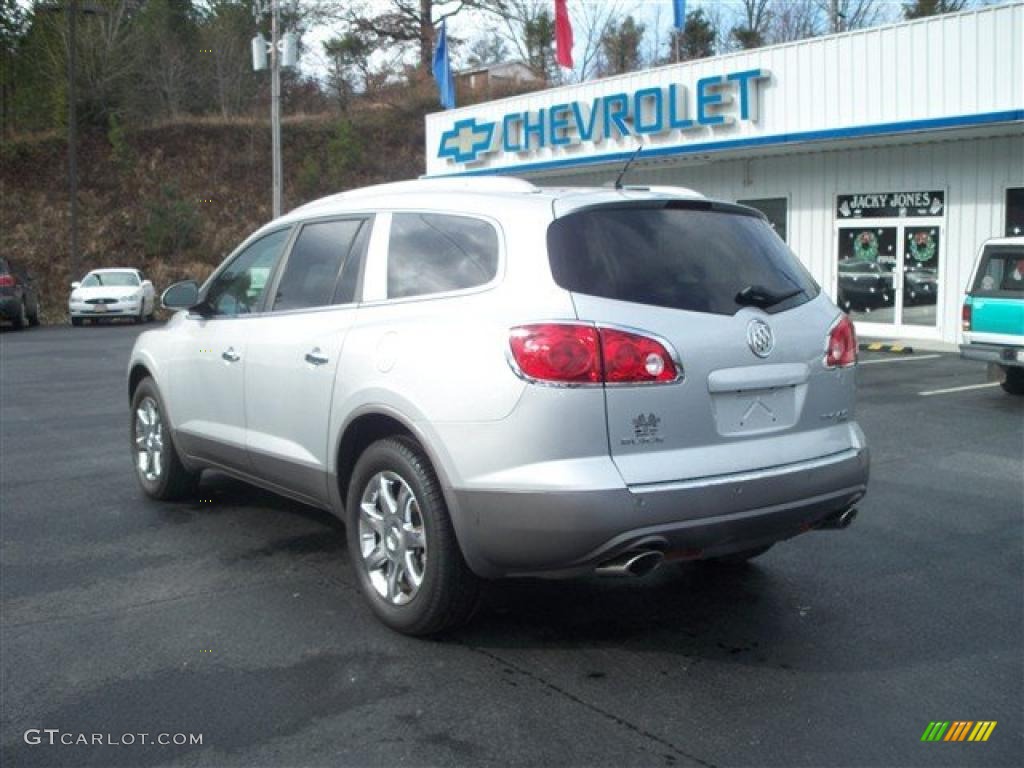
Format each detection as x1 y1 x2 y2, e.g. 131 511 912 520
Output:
327 392 483 572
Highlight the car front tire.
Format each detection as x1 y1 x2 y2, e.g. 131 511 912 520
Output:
131 377 198 500
346 436 480 636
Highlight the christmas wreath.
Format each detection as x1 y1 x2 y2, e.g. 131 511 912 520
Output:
853 231 879 262
908 231 936 263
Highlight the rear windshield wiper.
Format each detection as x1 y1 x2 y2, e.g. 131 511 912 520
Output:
734 284 805 309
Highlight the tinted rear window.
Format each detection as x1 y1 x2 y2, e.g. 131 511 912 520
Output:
387 213 499 299
972 247 1024 297
547 204 819 316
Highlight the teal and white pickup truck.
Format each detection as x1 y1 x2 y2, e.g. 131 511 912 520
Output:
961 237 1024 395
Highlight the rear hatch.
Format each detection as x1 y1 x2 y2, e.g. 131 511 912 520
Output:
547 199 856 486
966 244 1024 338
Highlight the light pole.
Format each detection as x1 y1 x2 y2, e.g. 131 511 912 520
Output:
252 1 298 219
67 0 78 281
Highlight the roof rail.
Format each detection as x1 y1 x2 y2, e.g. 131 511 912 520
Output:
338 176 539 199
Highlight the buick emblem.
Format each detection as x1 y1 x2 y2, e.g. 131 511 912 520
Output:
747 319 775 358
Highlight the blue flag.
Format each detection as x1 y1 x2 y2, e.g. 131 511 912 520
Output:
672 0 686 30
432 20 455 110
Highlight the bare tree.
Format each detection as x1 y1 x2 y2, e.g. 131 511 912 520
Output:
768 0 822 43
818 0 887 33
566 0 630 82
200 1 255 119
343 0 488 75
485 1 556 81
732 0 772 49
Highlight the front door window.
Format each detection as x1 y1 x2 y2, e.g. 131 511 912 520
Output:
837 227 897 325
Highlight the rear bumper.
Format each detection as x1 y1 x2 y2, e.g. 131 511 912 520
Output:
452 444 869 578
960 342 1024 368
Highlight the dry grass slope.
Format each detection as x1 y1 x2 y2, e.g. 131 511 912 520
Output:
1 107 427 323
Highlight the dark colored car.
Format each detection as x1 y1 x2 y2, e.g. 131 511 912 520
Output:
0 258 41 330
837 258 891 311
904 267 938 305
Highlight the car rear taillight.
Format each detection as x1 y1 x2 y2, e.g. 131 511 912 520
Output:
962 301 972 332
600 327 678 383
825 314 857 368
509 324 601 384
0 274 15 288
509 324 679 385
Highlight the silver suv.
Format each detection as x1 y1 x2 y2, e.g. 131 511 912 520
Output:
129 177 869 635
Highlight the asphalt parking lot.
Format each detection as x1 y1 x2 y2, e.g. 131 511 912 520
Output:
1 323 1021 767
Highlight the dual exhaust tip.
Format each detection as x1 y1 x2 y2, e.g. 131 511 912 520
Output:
816 506 858 530
595 549 664 578
595 507 859 577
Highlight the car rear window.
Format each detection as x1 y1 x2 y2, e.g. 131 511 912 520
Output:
387 213 499 300
972 247 1024 297
547 202 819 316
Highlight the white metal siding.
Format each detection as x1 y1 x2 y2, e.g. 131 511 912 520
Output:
425 3 1023 177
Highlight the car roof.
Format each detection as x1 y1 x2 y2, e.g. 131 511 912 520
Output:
982 236 1024 247
87 268 140 274
271 177 708 233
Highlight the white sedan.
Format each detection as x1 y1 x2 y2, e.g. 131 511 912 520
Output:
69 268 156 326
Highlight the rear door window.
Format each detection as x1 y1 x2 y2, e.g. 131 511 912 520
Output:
272 218 367 311
387 213 499 299
972 247 1024 297
547 203 819 316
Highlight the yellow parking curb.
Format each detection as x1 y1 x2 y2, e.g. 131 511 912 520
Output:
859 342 914 354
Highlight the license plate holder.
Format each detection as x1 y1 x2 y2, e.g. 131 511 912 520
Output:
711 385 799 436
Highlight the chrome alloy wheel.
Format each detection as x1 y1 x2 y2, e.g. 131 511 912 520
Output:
134 396 164 482
358 471 427 606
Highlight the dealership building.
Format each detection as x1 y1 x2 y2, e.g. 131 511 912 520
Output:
425 3 1023 346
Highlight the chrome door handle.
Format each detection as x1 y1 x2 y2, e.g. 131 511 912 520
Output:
304 347 329 366
222 348 241 363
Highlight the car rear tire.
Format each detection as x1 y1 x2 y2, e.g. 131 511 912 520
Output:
131 377 198 500
346 436 480 636
704 544 773 565
1001 367 1024 396
28 304 40 326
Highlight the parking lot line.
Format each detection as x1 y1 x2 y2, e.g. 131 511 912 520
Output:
918 382 1000 397
859 354 943 366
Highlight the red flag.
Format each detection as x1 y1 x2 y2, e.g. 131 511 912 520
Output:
554 0 573 68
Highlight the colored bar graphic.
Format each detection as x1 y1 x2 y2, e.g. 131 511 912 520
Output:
922 721 996 742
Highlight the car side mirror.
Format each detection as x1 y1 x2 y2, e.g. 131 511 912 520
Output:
161 280 200 311
71 281 81 289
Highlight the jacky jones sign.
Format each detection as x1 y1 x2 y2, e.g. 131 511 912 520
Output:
437 69 771 165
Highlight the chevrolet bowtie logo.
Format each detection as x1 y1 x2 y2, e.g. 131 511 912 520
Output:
438 118 495 164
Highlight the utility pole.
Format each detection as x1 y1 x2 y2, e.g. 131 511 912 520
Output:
270 0 281 218
252 1 296 219
67 0 79 281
